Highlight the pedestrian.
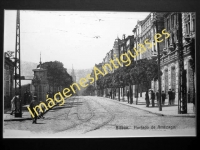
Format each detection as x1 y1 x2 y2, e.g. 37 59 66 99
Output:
145 91 149 107
168 89 172 105
161 91 166 105
151 90 155 107
127 90 130 103
37 101 46 119
27 90 32 104
172 89 175 105
29 96 39 124
149 89 151 105
10 95 19 115
110 91 112 99
156 90 159 106
24 90 28 105
49 91 53 99
192 94 195 113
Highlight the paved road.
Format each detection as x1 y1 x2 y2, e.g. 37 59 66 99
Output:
4 96 196 137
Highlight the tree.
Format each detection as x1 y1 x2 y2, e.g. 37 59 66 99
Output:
82 85 95 96
38 61 73 93
130 58 162 105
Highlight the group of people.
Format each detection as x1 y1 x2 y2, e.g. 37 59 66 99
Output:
145 89 176 107
10 91 48 124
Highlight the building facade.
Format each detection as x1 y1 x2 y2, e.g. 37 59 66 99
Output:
93 12 195 107
151 12 196 104
4 54 15 108
32 64 49 102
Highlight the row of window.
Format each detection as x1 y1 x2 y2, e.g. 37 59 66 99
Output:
142 18 151 32
166 13 195 35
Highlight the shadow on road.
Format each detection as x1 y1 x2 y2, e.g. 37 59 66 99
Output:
52 102 83 111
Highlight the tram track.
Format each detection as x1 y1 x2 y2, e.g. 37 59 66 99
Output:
83 96 115 133
54 96 115 133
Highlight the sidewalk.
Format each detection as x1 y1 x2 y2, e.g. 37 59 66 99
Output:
105 96 195 117
4 105 32 121
4 104 57 121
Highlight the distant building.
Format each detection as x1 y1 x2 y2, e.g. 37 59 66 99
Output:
71 65 76 83
32 55 49 102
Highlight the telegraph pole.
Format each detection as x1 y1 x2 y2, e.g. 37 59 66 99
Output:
177 13 187 114
14 10 22 117
155 13 162 111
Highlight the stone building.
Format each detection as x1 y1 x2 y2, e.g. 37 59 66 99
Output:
133 20 143 60
32 59 49 102
151 12 196 104
132 13 165 98
4 53 15 108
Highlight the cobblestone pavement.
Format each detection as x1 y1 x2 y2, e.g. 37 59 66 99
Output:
4 96 196 137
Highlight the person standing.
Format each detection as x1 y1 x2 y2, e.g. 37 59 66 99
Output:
161 91 166 105
10 95 18 115
156 90 159 106
110 91 112 99
172 89 175 105
127 90 130 103
151 90 155 107
168 89 172 105
145 91 149 107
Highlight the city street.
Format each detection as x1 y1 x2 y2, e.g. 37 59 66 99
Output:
4 96 196 137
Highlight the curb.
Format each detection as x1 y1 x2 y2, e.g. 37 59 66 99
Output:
4 117 32 121
4 104 59 121
98 96 196 118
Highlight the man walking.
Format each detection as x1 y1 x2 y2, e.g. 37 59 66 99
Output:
161 91 166 105
168 89 172 105
30 96 39 124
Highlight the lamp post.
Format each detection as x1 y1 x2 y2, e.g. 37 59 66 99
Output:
154 13 162 111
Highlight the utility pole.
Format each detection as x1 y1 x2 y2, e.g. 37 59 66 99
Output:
177 13 187 114
155 13 162 111
14 10 22 117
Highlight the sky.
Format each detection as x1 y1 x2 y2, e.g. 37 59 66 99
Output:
4 10 149 70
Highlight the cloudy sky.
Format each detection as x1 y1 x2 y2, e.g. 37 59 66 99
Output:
4 10 149 70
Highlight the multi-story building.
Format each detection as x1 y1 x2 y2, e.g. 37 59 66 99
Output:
135 12 165 97
151 12 196 105
94 12 196 107
133 20 143 60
